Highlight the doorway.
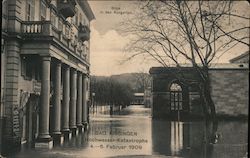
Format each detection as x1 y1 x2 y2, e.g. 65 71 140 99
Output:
20 94 39 146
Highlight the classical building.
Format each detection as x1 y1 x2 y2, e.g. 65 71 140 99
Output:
1 0 94 153
150 63 249 120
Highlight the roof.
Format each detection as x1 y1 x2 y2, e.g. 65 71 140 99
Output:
150 63 249 74
229 51 249 63
209 63 249 70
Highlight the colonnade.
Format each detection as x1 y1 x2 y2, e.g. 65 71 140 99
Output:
35 56 89 148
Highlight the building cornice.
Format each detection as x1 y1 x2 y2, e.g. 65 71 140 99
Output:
77 0 95 21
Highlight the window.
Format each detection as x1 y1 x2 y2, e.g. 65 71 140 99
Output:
79 13 82 25
58 18 63 31
51 11 57 27
65 25 70 38
34 61 41 81
21 57 32 79
75 8 78 25
40 0 47 20
169 83 183 111
21 56 42 80
26 0 35 21
71 16 75 25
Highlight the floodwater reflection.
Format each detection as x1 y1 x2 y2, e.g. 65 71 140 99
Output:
152 118 248 158
11 105 248 158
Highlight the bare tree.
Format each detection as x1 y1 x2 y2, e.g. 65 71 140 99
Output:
134 72 151 93
120 0 249 118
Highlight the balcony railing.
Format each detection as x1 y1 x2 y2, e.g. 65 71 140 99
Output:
21 21 87 61
78 24 90 42
58 0 76 19
21 21 52 35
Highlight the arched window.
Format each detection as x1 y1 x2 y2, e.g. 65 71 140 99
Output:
169 83 182 111
170 83 182 91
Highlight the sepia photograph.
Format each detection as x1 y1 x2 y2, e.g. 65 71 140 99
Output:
0 0 249 157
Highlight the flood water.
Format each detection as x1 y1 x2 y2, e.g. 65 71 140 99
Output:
11 105 248 158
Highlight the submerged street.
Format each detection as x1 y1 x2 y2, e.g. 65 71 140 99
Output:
11 105 247 158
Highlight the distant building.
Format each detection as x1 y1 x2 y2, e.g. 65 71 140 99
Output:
1 0 94 153
230 51 249 63
132 93 144 105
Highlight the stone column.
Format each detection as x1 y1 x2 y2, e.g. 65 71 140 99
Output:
52 61 63 144
35 56 53 149
82 75 88 126
76 72 83 131
69 69 77 134
62 65 70 137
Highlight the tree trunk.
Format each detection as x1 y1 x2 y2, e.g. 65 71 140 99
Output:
204 81 216 119
201 71 216 119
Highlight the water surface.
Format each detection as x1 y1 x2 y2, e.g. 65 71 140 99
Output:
12 105 248 158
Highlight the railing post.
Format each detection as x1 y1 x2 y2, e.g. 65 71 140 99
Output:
42 21 52 36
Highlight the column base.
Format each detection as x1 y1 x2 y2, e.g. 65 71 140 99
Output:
35 137 53 149
70 128 78 136
83 122 89 131
52 133 64 146
62 130 72 141
77 125 84 133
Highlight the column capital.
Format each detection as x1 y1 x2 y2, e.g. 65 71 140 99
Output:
71 68 77 74
77 71 83 75
82 73 87 78
55 60 62 65
41 56 51 61
70 67 77 72
62 63 70 69
56 62 62 66
76 70 81 73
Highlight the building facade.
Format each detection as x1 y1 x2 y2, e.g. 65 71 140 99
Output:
1 0 94 153
150 63 249 120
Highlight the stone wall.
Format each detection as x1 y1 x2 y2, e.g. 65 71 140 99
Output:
209 69 249 117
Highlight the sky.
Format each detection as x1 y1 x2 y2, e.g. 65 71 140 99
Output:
88 1 249 76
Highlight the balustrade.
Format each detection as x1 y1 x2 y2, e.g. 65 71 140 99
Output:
21 21 51 35
21 21 87 60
